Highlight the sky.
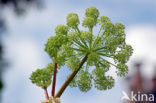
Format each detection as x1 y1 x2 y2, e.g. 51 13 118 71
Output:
1 0 156 103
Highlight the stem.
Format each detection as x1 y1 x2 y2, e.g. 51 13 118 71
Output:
44 88 49 100
55 54 88 98
75 26 88 48
100 57 117 68
51 63 57 96
92 25 103 49
97 25 103 37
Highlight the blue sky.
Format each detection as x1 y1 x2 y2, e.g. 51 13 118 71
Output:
1 0 156 103
47 0 156 25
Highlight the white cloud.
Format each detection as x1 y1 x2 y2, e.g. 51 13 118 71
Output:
2 35 47 103
126 24 156 77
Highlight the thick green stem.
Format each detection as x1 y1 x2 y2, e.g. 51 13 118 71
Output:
55 54 88 97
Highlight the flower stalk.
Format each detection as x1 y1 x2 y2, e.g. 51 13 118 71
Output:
55 54 88 97
52 63 57 96
44 88 49 100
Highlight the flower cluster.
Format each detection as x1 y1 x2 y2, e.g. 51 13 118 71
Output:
29 63 54 88
30 7 133 93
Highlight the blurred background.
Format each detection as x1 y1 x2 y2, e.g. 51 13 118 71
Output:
0 0 156 103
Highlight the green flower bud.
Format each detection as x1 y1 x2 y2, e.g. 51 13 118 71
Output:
55 25 69 35
56 53 66 67
116 63 128 77
68 31 79 41
46 62 54 73
67 56 80 71
125 45 133 56
87 52 100 66
100 60 110 72
115 22 125 30
45 35 68 58
114 45 133 64
103 21 115 33
85 7 99 20
114 50 129 63
92 67 114 90
98 16 110 24
80 31 92 42
77 70 92 92
82 17 96 28
60 43 74 58
29 68 52 88
67 13 80 28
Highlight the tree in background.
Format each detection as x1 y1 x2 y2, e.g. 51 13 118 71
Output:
30 7 133 103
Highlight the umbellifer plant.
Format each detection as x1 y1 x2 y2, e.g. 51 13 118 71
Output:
30 7 133 103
